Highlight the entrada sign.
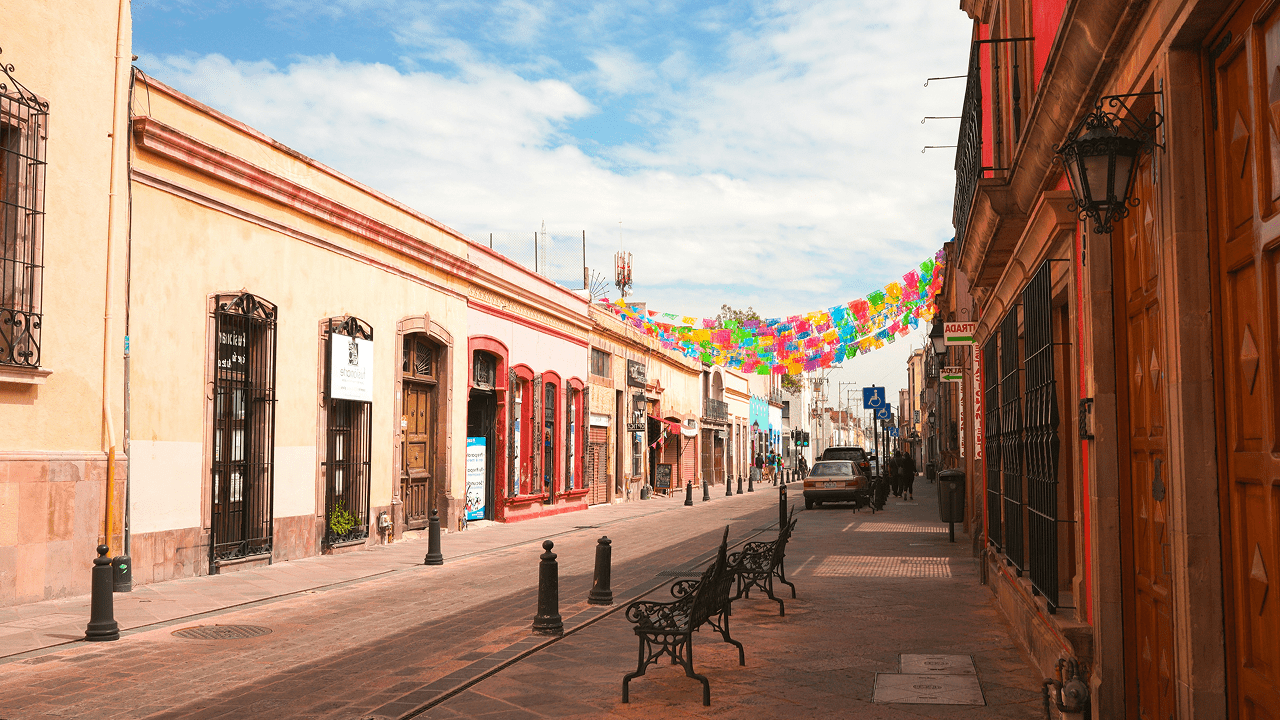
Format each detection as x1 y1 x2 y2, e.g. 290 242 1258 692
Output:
944 322 977 345
941 366 964 382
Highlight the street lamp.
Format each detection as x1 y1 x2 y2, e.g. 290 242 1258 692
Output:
1055 92 1164 236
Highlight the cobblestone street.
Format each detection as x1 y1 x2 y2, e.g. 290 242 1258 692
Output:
0 480 1044 719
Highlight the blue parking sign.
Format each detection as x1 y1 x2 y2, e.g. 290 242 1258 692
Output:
888 427 899 438
876 406 892 421
862 386 885 409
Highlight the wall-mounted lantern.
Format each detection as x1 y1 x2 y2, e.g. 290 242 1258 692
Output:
1055 91 1164 236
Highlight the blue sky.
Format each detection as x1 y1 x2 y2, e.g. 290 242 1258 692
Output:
133 0 974 392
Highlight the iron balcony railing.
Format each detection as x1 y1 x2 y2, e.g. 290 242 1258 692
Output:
705 397 728 423
953 37 1034 249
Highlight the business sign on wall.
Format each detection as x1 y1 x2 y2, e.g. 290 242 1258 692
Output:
944 322 977 345
941 367 964 382
974 347 984 461
465 437 486 521
330 333 374 403
626 359 647 388
218 326 248 373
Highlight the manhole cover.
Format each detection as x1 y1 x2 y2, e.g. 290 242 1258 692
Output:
172 625 272 640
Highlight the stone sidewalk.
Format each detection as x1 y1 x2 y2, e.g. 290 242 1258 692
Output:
0 484 736 660
417 482 1047 720
0 478 1048 719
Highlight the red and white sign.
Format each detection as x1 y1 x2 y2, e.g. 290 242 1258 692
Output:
973 346 983 461
944 322 977 345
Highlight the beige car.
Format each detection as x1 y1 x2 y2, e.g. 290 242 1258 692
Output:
802 460 873 512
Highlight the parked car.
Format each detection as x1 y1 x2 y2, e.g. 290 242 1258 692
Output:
802 460 873 511
819 446 871 478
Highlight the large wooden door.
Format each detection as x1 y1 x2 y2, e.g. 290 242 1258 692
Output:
1210 4 1280 716
402 380 434 527
1115 153 1178 720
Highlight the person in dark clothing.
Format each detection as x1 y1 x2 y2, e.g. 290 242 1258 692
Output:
753 452 763 487
900 451 917 500
886 452 900 498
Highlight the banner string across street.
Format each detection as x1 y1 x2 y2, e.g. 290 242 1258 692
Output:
598 248 947 374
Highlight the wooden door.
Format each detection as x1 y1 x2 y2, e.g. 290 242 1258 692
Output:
588 426 609 506
402 380 434 527
1115 152 1178 720
1210 4 1280 715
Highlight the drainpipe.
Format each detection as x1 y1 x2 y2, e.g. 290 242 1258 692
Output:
103 0 129 553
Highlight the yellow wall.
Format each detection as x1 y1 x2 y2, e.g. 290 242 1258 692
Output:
0 0 129 451
127 80 470 538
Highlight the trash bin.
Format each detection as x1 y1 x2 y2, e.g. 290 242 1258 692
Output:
937 469 966 524
112 554 132 593
925 462 937 481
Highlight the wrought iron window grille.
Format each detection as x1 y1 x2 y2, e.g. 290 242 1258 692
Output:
952 37 1034 246
0 51 47 369
1022 262 1062 612
998 308 1025 575
322 316 372 547
210 293 278 565
984 335 1002 550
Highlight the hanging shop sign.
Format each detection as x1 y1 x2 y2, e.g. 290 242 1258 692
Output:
626 359 647 388
465 437 486 521
944 322 977 345
330 333 374 402
941 367 964 382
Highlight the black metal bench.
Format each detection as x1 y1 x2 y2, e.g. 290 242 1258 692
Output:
728 511 798 616
622 527 741 706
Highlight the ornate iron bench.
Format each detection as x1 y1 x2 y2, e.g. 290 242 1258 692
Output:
728 510 798 616
622 527 742 706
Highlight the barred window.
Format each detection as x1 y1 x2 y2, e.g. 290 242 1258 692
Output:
0 60 47 369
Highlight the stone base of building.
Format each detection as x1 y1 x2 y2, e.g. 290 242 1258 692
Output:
983 548 1093 681
0 453 125 607
129 526 208 586
500 494 588 523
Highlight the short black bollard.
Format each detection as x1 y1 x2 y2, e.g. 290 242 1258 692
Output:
726 475 733 496
684 481 694 506
748 471 754 493
85 545 120 642
702 479 710 502
779 483 788 528
737 475 743 494
532 540 564 635
588 536 614 605
423 509 444 565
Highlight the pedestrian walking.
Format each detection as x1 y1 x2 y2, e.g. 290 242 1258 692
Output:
753 452 763 487
887 452 900 498
900 451 916 500
773 451 783 484
798 455 808 480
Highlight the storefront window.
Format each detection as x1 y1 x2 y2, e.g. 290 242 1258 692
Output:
631 392 645 476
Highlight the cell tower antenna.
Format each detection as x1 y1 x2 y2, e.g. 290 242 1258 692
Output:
614 250 632 300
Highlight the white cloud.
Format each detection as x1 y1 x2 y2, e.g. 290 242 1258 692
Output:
136 0 971 394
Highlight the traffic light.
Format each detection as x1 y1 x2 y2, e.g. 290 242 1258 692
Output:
800 431 810 447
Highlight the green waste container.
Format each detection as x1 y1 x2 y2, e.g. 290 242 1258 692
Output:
938 469 966 524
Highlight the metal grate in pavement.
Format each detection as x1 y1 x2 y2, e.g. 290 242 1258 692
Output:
810 556 952 578
900 654 977 675
172 625 272 640
854 523 947 533
872 673 984 705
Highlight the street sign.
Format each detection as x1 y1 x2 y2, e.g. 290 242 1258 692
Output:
944 322 977 345
876 406 892 421
941 366 963 382
862 386 885 409
888 427 899 438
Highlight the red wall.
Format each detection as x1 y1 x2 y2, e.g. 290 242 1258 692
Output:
1032 0 1068 88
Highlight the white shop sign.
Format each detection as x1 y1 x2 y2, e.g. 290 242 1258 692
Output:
330 333 374 403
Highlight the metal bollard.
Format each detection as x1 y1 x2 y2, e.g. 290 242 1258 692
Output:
84 545 120 642
779 483 788 528
726 475 733 496
532 540 564 635
737 475 743 494
113 553 132 593
702 479 711 502
684 481 694 506
588 536 614 605
748 471 754 493
423 509 444 565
